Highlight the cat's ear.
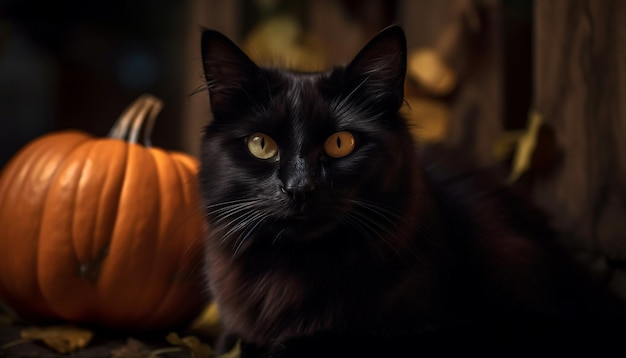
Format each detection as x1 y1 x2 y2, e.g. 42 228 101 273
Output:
201 28 263 113
344 25 407 107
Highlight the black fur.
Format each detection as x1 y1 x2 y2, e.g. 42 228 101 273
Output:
198 26 625 357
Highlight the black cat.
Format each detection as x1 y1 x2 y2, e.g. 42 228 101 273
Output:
198 25 625 357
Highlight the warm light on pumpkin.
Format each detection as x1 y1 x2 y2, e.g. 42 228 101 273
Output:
0 95 208 332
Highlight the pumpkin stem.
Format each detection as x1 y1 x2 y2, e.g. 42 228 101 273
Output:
108 94 163 147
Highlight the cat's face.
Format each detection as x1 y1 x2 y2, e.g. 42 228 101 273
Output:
199 26 416 250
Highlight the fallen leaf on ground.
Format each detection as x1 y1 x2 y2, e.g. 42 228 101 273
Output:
216 341 241 358
166 332 212 358
110 338 153 358
20 325 94 353
188 301 222 338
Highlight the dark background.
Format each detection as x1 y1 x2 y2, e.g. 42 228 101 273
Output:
0 0 189 166
0 0 530 164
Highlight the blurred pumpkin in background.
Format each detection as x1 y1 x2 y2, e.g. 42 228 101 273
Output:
0 94 208 332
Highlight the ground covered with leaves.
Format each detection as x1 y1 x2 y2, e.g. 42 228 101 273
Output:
0 303 238 358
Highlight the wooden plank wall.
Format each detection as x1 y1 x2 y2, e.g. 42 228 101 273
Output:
532 0 626 298
401 0 506 167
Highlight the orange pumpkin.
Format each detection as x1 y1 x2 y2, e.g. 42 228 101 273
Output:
0 95 208 332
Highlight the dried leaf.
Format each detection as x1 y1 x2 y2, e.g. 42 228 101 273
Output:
242 16 327 72
507 111 544 183
492 130 525 162
166 332 212 358
20 325 93 354
407 48 458 96
188 302 222 338
216 341 241 358
110 338 153 358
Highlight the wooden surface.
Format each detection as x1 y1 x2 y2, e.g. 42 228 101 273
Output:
401 0 506 167
532 0 626 297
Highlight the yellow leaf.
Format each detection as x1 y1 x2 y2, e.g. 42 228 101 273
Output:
20 325 93 354
216 340 241 358
166 332 212 358
407 48 458 96
492 129 525 162
189 301 222 338
507 111 544 184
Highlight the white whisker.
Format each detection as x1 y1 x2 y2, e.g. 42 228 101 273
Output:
206 198 270 256
343 198 428 266
272 228 287 245
333 75 370 115
232 212 270 259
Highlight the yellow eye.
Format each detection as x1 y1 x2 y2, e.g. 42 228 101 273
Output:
247 132 278 160
324 131 355 158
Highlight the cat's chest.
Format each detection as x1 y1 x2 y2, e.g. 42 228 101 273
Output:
210 256 347 342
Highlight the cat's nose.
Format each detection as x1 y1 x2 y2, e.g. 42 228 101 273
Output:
280 181 315 202
279 157 316 202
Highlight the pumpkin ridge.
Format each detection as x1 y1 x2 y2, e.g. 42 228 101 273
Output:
94 139 133 324
88 140 128 280
66 141 100 323
81 139 129 326
172 155 196 205
71 140 100 284
127 144 166 325
0 134 88 320
97 139 129 275
151 148 194 326
141 148 195 324
172 153 207 307
97 142 161 326
92 106 169 329
170 158 206 279
156 148 191 247
36 137 97 321
29 135 94 318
